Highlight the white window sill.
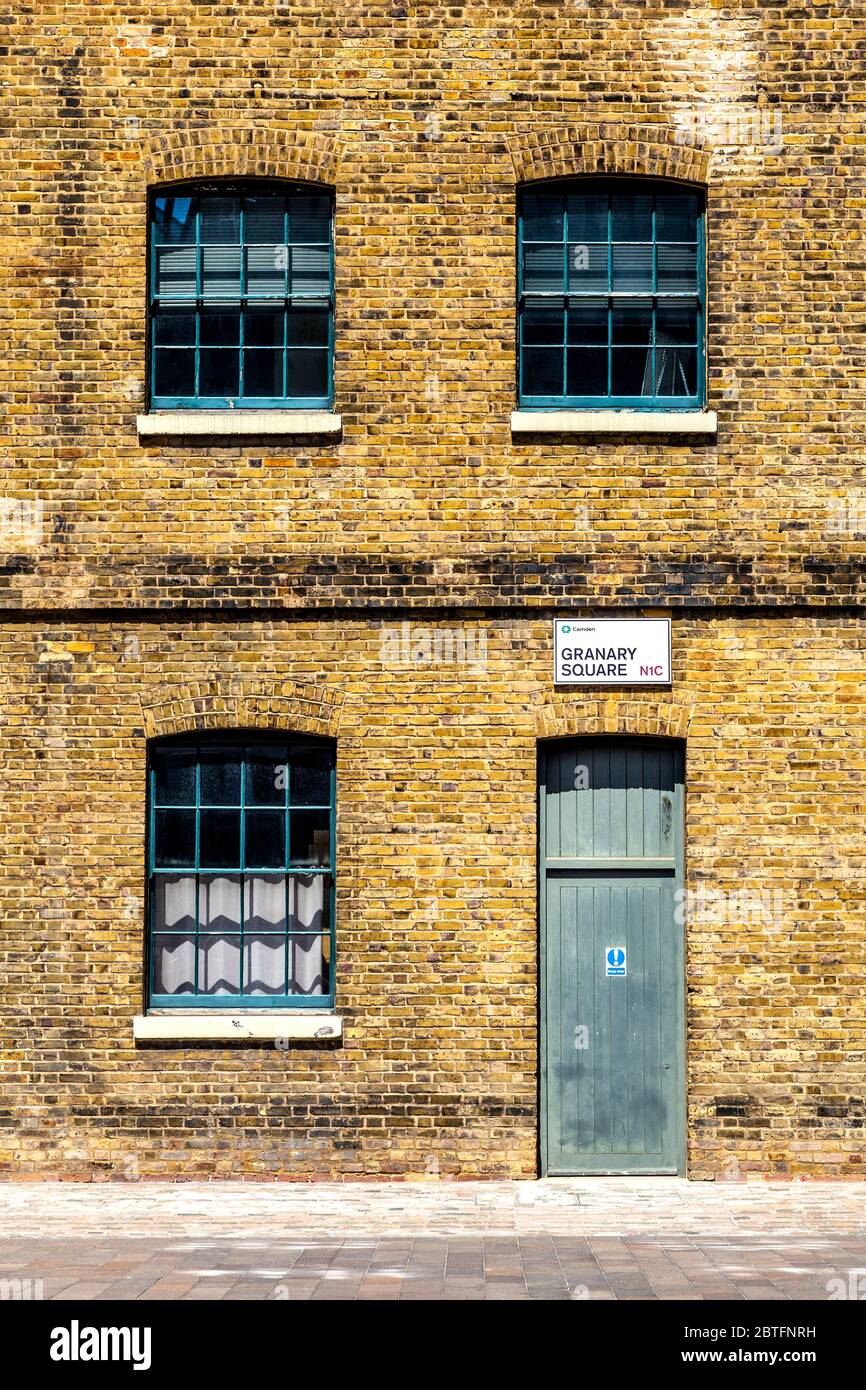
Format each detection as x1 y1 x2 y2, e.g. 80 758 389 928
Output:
137 410 342 437
133 1012 342 1042
511 409 717 435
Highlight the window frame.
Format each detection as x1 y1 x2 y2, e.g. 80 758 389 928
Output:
517 177 706 411
147 179 335 411
145 732 337 1010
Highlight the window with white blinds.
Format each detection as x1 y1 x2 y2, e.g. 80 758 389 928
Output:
148 182 334 409
518 180 705 409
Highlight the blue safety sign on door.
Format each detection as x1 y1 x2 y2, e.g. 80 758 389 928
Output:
605 946 626 978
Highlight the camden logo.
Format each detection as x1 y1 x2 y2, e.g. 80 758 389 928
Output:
49 1321 152 1372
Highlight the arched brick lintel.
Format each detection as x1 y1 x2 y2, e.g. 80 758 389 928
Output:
509 124 712 188
142 129 339 189
535 696 695 743
139 682 343 741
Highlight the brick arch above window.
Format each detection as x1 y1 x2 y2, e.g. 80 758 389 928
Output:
507 123 712 189
138 681 344 741
535 695 695 743
142 128 340 189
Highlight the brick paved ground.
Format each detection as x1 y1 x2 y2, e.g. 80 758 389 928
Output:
1 1180 864 1300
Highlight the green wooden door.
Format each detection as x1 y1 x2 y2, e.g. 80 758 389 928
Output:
540 740 685 1175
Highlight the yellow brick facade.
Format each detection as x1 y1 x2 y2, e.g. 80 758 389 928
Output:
0 2 864 1178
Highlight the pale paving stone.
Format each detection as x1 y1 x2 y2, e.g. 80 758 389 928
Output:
1 1179 864 1300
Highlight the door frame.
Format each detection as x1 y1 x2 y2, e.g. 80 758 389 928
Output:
538 735 687 1177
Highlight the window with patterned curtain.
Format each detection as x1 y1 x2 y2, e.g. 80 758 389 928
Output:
147 735 336 1008
148 181 334 409
518 180 705 409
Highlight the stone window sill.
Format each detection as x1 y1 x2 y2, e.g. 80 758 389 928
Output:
133 1012 342 1043
137 410 342 438
510 409 717 436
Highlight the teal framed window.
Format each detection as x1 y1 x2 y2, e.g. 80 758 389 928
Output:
147 735 336 1008
148 181 334 409
518 179 705 410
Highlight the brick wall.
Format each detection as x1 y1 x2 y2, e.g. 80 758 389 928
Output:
1 618 864 1178
1 2 864 1177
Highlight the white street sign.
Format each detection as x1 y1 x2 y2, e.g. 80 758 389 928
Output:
554 618 672 685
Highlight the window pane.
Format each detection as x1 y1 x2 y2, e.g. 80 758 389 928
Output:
290 809 330 867
246 309 284 346
567 348 608 397
154 809 195 868
200 310 240 346
655 347 697 396
290 748 332 806
153 349 195 397
286 308 329 346
201 244 241 299
246 747 288 806
154 747 196 805
657 244 697 291
567 299 607 345
522 347 563 397
612 244 652 290
612 348 653 396
155 245 196 300
290 873 328 931
523 244 564 294
199 874 242 932
153 310 196 346
522 303 563 346
612 300 652 344
289 245 330 297
199 349 239 398
567 243 608 292
200 749 241 804
153 349 196 397
154 196 196 245
289 934 328 995
246 244 286 298
198 935 240 995
199 810 241 868
612 192 653 240
244 195 285 243
153 875 196 933
288 194 331 243
245 810 286 869
243 350 283 398
245 935 286 995
245 875 288 932
153 936 195 995
656 301 698 345
286 349 328 397
566 191 608 242
656 192 698 242
200 196 240 244
522 191 563 241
